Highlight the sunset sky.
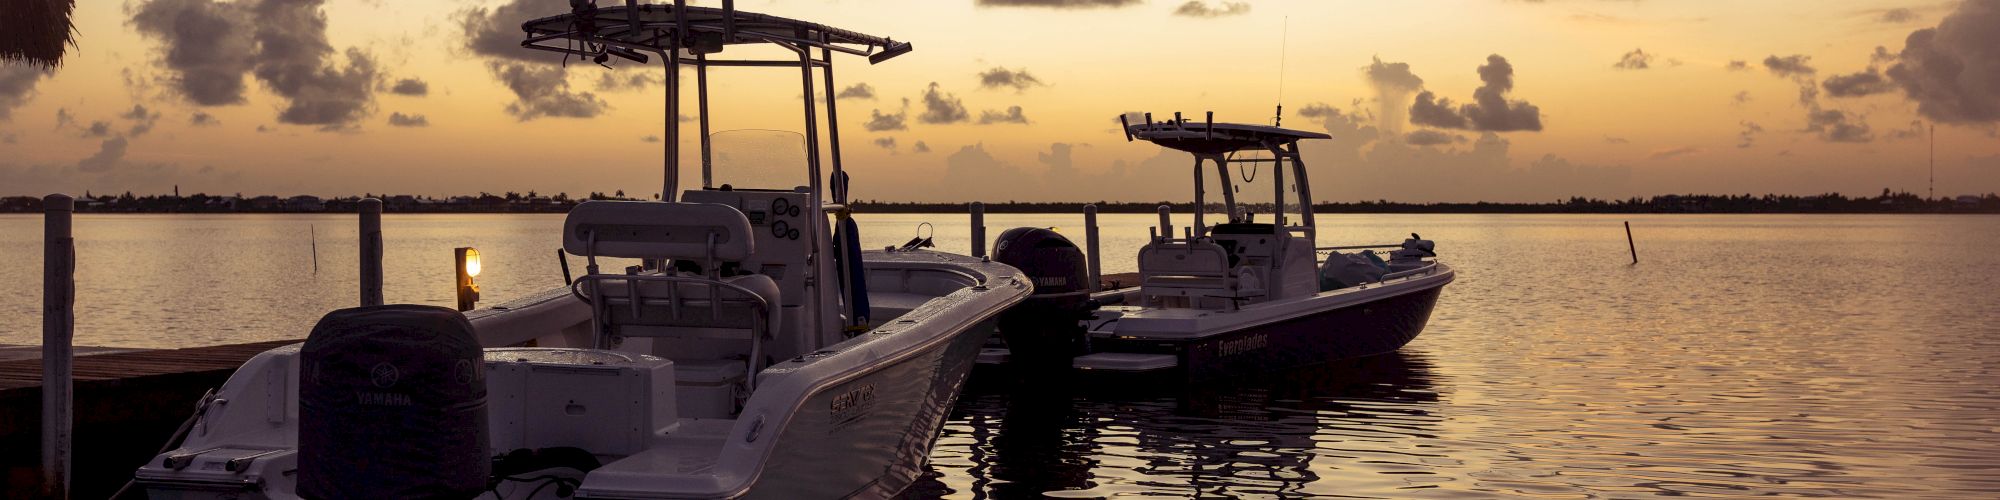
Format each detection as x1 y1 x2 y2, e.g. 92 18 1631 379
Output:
2 0 1997 202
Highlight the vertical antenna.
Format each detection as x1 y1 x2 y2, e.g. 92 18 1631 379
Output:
1275 16 1289 127
1929 122 1935 201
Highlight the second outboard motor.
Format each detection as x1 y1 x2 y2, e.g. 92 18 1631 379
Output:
299 304 489 499
993 227 1097 363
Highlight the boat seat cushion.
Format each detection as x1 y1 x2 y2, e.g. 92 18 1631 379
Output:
563 201 755 261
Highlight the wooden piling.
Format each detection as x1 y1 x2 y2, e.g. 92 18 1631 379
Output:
1084 204 1102 292
969 202 986 258
360 199 383 306
1625 221 1638 264
42 193 74 499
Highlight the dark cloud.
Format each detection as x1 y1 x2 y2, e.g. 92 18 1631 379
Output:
865 98 909 131
977 105 1030 125
78 137 130 173
641 135 660 143
1737 121 1764 148
1296 103 1337 118
386 112 428 127
1823 68 1894 97
489 62 609 120
454 0 553 62
1408 55 1543 132
1649 146 1701 160
1613 48 1655 70
837 83 876 100
1725 60 1750 71
1880 8 1918 23
1886 120 1926 141
1886 0 2000 124
594 71 664 92
1870 46 1898 65
1805 108 1873 142
190 111 219 126
390 78 429 96
1364 57 1425 135
978 67 1044 92
55 107 73 128
912 141 931 153
1405 129 1461 146
1733 90 1752 104
83 121 113 138
1173 1 1250 17
975 0 1139 8
131 0 380 129
872 137 897 150
0 65 44 120
122 104 163 136
919 82 969 124
1762 54 1816 77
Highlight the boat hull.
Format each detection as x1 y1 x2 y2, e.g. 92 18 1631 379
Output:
1092 278 1446 380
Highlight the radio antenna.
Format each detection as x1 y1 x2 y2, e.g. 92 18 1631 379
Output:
1274 16 1289 127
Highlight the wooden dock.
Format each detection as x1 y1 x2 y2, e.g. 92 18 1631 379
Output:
0 339 297 499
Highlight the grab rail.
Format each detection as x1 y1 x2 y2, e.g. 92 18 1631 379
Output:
570 273 771 391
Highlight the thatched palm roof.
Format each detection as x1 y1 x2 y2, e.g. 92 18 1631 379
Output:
0 0 78 69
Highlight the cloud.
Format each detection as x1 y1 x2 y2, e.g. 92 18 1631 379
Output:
1762 54 1817 77
190 111 219 126
641 135 660 143
1649 146 1702 160
919 82 969 124
865 98 909 131
83 121 113 138
454 0 555 63
593 71 664 92
1604 136 1630 144
1886 120 1926 141
912 141 931 153
978 67 1044 92
977 105 1030 125
386 112 428 127
0 132 14 144
1823 68 1895 97
389 78 429 96
1880 7 1919 23
1404 129 1462 146
131 0 381 129
1737 121 1764 148
489 62 609 120
1408 54 1543 132
1173 1 1250 17
872 137 897 150
1613 48 1656 70
975 0 1139 8
78 137 130 173
1725 60 1750 71
1364 57 1425 135
1296 103 1337 118
1805 108 1873 142
837 83 876 100
55 108 73 128
0 65 44 120
1886 0 2000 124
1732 90 1752 104
122 104 163 136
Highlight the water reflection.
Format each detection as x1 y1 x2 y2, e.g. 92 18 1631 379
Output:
911 353 1440 499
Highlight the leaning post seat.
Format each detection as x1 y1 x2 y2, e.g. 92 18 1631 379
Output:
562 201 781 389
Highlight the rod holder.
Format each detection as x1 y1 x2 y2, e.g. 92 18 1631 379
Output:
969 202 987 258
42 193 74 499
359 198 383 307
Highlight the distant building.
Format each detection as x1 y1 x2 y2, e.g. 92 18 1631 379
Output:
285 195 326 212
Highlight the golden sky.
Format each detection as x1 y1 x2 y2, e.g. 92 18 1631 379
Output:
2 0 1997 202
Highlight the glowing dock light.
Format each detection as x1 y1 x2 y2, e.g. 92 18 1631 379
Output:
455 247 482 311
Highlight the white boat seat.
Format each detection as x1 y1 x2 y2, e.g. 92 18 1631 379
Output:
563 201 755 261
579 274 782 337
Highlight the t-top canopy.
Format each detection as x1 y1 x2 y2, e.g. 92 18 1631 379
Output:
520 3 908 63
1124 118 1330 156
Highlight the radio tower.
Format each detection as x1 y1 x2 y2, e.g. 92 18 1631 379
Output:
1928 123 1935 201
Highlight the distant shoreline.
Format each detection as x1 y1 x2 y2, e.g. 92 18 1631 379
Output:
4 191 1996 215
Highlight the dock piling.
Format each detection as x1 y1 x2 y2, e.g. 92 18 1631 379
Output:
970 202 987 258
1625 221 1638 265
360 199 383 306
1157 205 1173 242
42 193 74 499
1084 204 1101 292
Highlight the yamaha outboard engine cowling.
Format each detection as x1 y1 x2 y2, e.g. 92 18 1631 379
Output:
993 227 1097 363
299 304 490 499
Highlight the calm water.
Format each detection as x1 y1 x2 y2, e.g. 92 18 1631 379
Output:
3 213 1998 498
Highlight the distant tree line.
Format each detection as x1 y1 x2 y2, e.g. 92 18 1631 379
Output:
4 189 1996 214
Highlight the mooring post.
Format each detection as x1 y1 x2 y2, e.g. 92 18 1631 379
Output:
1084 204 1102 292
970 202 987 258
1157 205 1174 241
359 198 384 306
42 193 74 499
1625 221 1638 264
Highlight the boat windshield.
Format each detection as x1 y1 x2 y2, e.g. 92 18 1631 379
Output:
709 129 808 192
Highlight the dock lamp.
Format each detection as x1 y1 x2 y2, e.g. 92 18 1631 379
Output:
455 247 482 311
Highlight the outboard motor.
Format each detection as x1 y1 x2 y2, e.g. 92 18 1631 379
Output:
299 305 490 499
1386 233 1438 272
992 227 1097 363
